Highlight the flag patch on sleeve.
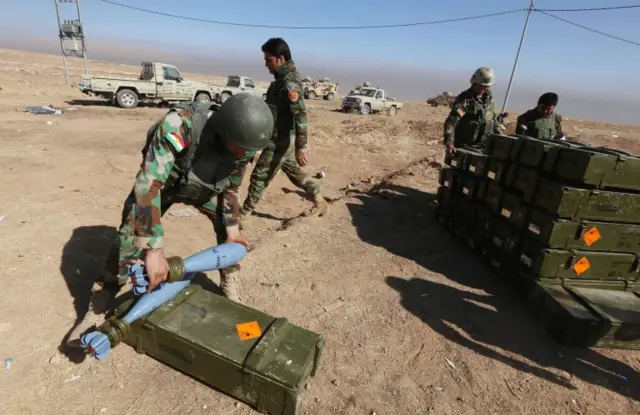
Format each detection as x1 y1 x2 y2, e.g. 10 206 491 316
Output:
455 105 465 117
520 124 528 131
287 86 299 102
165 131 186 152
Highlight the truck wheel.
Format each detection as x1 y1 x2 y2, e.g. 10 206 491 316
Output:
116 89 139 109
307 91 316 100
360 103 371 115
326 92 335 101
220 92 231 103
388 106 397 116
195 92 211 104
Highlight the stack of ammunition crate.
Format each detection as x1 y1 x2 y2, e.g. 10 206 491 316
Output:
436 134 640 350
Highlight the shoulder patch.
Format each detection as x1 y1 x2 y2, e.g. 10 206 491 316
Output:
165 131 186 153
455 104 465 117
519 124 528 131
287 85 299 103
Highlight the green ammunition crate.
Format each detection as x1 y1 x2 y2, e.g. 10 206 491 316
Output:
534 178 640 223
486 159 509 183
464 202 492 251
438 167 459 190
528 283 640 349
456 171 486 200
444 147 484 170
449 195 479 238
486 134 526 160
482 181 504 213
543 145 640 193
508 165 539 203
466 151 490 176
561 278 629 291
525 207 640 252
436 185 458 227
115 285 324 415
517 136 582 167
516 237 640 282
499 191 529 230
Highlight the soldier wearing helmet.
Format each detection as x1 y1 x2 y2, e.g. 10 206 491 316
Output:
67 94 274 346
515 92 565 140
443 67 501 154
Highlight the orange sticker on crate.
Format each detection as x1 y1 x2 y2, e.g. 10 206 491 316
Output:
236 321 262 341
573 257 591 276
582 226 601 247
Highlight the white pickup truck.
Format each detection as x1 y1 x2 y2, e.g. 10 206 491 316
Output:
78 62 221 109
217 75 268 103
341 87 404 116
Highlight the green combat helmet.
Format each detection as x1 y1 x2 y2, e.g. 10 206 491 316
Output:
470 67 495 87
208 93 274 150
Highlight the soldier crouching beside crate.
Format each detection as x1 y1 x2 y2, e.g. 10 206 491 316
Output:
443 67 506 156
67 94 275 347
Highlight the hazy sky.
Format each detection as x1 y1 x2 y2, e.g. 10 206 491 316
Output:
1 0 639 124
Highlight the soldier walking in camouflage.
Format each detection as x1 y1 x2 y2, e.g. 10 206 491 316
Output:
241 37 328 221
443 67 502 155
68 94 274 346
515 92 565 140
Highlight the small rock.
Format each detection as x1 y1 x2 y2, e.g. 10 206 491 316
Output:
202 405 207 409
331 379 339 386
310 283 317 291
235 402 241 408
99 409 107 414
46 121 53 125
49 353 63 365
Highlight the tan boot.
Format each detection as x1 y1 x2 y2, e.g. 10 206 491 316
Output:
67 283 117 347
220 272 242 304
310 194 329 216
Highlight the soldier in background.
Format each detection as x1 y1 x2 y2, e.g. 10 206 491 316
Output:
515 92 565 140
443 67 502 155
241 37 328 221
67 94 274 346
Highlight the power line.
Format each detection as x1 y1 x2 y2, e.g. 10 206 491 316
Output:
537 10 640 47
99 0 525 30
536 4 640 12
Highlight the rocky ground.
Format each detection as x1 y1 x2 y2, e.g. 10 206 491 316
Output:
0 48 639 415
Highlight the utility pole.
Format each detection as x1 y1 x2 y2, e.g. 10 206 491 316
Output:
54 0 89 86
501 0 535 114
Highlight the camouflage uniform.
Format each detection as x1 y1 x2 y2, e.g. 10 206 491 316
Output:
242 60 320 213
67 100 265 346
443 88 500 150
515 109 563 140
103 107 253 285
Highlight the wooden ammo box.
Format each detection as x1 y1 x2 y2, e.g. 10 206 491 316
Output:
525 207 640 252
528 282 640 349
114 284 324 415
543 145 640 193
516 237 640 283
534 178 640 223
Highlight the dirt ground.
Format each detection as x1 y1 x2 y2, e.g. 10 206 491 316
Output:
1 48 639 415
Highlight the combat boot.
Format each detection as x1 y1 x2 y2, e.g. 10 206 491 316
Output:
67 282 118 347
308 194 329 217
220 271 242 304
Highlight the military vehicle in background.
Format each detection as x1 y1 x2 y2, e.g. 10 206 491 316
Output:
78 61 222 109
302 77 339 101
216 75 267 104
341 87 404 116
427 92 455 108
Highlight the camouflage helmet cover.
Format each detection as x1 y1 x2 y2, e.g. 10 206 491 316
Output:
207 93 274 151
470 67 495 86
